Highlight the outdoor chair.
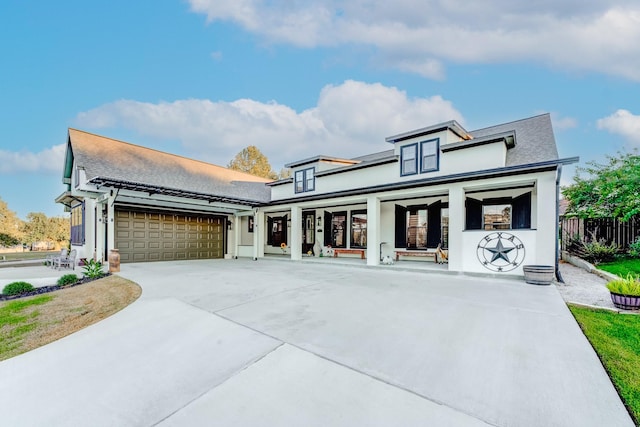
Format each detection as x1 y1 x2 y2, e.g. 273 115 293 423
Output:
47 248 68 268
56 249 77 270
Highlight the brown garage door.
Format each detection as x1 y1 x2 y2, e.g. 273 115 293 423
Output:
115 209 224 263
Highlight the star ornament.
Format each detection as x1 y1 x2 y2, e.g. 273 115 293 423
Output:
476 232 526 272
486 238 515 263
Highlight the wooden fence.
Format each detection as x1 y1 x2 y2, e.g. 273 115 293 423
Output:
560 216 640 252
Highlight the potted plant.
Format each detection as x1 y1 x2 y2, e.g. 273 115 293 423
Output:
606 273 640 310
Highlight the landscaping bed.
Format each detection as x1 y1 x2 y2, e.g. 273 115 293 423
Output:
0 275 141 360
0 273 112 301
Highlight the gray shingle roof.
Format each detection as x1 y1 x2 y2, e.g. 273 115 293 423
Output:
68 129 272 204
469 113 558 167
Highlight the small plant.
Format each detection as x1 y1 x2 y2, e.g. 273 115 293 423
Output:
607 273 640 296
629 236 640 258
3 281 35 296
82 259 104 279
57 274 79 286
579 233 618 264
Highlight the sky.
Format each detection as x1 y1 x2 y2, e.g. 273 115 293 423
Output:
1 0 639 219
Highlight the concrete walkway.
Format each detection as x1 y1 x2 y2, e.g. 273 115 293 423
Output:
0 259 634 426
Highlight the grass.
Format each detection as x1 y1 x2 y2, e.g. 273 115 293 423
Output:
0 296 53 356
598 257 640 278
0 275 141 360
569 304 640 424
0 251 59 262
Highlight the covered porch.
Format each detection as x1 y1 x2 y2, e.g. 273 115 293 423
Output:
231 172 557 276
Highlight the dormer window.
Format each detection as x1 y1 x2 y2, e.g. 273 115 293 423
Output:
400 144 418 176
295 167 315 193
420 139 439 172
400 139 440 176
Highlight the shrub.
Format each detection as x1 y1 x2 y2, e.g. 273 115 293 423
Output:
580 238 618 264
629 236 640 258
607 273 640 296
82 259 104 279
3 281 35 296
57 274 79 286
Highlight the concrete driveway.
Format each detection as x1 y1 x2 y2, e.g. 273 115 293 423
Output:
0 259 633 426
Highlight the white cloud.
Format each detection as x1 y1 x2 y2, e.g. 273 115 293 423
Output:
74 80 463 168
0 144 66 175
187 0 640 81
597 109 640 145
210 51 223 61
550 113 578 130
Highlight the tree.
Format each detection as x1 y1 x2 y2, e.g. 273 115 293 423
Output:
562 151 640 221
22 212 70 249
228 146 278 180
0 197 24 243
23 212 49 244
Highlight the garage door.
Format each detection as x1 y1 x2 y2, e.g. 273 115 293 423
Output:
115 209 224 263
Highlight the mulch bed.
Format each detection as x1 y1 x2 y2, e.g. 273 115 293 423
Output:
0 273 112 302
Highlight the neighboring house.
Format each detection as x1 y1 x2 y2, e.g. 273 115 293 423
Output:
56 114 578 275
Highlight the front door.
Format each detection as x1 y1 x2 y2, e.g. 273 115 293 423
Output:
302 211 315 255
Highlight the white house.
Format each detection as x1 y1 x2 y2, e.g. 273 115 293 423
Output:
56 113 578 276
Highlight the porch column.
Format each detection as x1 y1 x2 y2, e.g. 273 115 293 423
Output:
536 174 557 266
367 196 381 266
448 185 464 272
106 197 115 257
95 201 106 262
233 214 240 259
290 206 302 260
253 210 265 260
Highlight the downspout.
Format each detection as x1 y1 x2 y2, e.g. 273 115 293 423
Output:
555 165 564 283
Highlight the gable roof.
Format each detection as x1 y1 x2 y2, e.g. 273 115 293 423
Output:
469 113 558 167
66 129 272 204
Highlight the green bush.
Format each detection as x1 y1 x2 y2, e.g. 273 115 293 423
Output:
607 273 640 296
57 274 79 286
580 237 618 265
3 281 35 296
629 236 640 258
82 259 104 279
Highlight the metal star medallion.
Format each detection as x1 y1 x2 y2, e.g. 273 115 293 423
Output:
476 232 525 273
485 239 514 263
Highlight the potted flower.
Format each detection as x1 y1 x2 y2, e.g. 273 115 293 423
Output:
280 243 287 255
606 273 640 310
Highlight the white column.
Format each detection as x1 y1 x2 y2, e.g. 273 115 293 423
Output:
290 206 302 260
233 214 240 259
448 185 464 272
256 210 265 258
536 173 557 267
106 197 115 256
367 196 381 266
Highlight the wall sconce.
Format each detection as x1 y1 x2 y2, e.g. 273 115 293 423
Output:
287 217 291 228
227 220 233 230
317 216 322 227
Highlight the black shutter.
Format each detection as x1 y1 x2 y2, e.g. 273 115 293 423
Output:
427 201 442 247
266 217 273 245
512 192 532 229
282 215 288 245
465 198 482 230
324 211 332 246
395 205 407 248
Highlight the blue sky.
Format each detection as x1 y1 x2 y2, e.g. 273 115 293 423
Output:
1 0 639 219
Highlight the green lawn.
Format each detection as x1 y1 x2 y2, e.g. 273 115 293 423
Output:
0 295 53 357
569 304 640 424
0 251 58 262
599 258 640 278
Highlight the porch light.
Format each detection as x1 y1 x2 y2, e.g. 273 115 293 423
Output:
227 220 233 230
317 216 322 227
